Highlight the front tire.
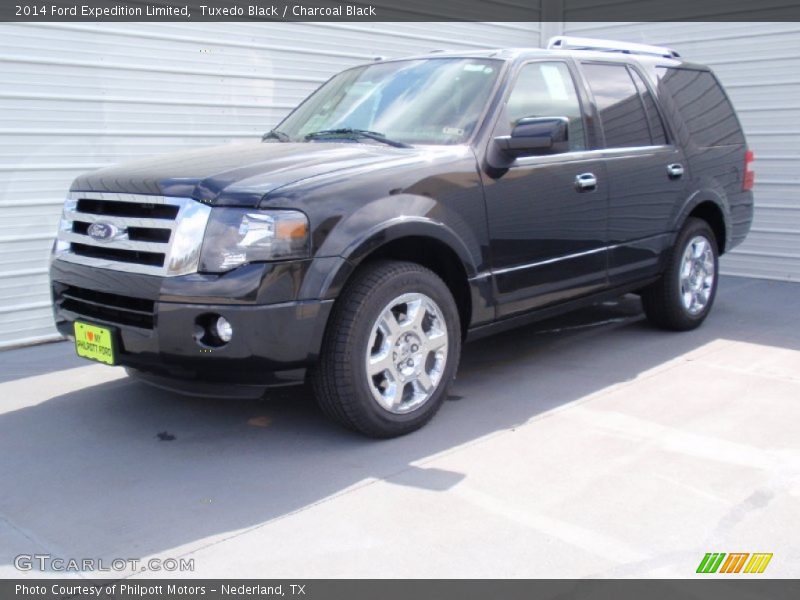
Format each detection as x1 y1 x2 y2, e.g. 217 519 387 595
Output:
642 217 719 331
311 260 461 438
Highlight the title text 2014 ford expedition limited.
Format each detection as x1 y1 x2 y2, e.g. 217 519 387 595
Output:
50 37 754 437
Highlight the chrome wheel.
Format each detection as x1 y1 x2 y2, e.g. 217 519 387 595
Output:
365 292 449 414
679 235 715 315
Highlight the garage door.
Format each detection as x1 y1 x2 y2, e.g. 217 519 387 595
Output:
562 22 800 282
0 21 540 348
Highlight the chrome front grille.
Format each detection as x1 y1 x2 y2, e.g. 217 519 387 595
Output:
55 191 212 277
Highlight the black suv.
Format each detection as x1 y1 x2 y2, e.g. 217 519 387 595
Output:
50 37 754 437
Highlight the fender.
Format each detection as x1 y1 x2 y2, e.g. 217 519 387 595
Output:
343 217 480 274
299 193 485 301
671 180 733 253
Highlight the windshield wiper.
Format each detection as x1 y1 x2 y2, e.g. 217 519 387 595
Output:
304 128 412 148
262 129 290 142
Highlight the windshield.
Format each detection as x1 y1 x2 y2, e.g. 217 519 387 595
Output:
274 58 502 145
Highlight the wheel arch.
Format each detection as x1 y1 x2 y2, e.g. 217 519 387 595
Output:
321 221 480 338
674 190 731 254
361 236 472 338
687 201 727 254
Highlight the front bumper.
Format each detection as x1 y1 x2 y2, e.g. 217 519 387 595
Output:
50 259 335 396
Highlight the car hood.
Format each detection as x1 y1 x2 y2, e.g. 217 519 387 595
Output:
69 141 434 207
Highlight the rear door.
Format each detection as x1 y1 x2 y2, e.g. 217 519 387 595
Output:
484 60 609 318
578 62 686 286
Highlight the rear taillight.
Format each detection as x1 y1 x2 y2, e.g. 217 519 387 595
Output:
743 149 755 191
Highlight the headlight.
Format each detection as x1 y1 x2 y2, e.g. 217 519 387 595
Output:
199 208 310 272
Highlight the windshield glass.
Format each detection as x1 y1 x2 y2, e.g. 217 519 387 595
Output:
275 58 502 145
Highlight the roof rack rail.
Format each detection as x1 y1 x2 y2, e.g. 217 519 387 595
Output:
547 36 680 59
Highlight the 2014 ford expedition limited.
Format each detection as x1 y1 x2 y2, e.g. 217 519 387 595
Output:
50 37 754 437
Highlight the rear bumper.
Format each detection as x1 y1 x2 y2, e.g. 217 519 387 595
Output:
50 259 334 395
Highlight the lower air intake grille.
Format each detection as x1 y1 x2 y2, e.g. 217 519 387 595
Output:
58 285 155 329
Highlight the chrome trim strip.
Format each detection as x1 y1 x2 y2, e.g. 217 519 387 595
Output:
469 272 493 281
60 231 167 253
482 236 669 279
55 253 167 277
65 211 176 231
511 145 675 169
474 233 669 281
493 246 611 276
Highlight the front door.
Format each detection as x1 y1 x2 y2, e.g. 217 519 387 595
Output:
483 60 609 318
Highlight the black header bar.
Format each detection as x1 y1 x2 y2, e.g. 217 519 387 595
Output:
3 579 798 600
4 0 800 22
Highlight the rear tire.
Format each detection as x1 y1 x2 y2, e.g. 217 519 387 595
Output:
310 260 461 438
641 217 719 331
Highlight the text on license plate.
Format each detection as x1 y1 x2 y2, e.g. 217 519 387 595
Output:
74 321 116 365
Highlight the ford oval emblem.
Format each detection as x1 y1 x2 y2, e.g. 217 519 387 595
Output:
87 221 119 243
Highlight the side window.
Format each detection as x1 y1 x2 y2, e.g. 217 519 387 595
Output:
582 63 653 148
629 68 668 145
505 62 587 151
657 67 745 147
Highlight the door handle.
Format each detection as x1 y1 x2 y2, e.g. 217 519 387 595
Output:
667 163 684 179
575 173 597 192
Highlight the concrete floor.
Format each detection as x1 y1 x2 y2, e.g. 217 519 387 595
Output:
0 276 798 579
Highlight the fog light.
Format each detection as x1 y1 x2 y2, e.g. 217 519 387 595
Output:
215 316 233 343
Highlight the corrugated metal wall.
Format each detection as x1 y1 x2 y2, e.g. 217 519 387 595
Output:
3 19 797 348
0 21 540 348
563 22 800 282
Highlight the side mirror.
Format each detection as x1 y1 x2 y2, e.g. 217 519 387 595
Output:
494 117 570 158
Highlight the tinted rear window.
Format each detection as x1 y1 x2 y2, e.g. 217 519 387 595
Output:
657 67 744 147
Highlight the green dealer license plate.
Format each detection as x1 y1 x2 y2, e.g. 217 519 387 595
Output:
74 321 116 365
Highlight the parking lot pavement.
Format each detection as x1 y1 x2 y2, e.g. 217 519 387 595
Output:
0 275 798 579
